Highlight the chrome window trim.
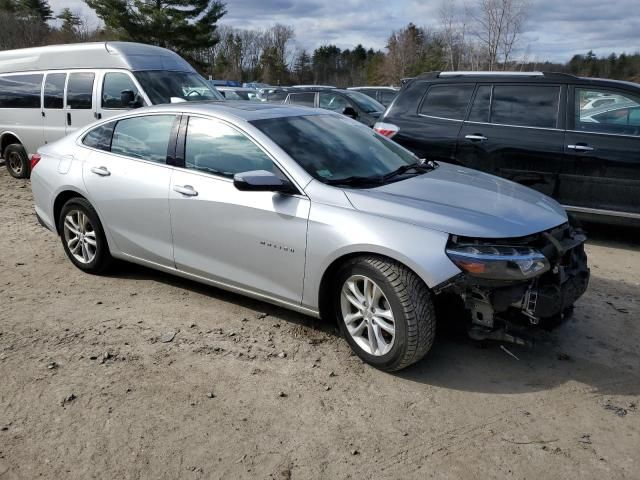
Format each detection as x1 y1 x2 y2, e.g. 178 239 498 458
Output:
563 205 640 220
463 120 563 132
565 128 640 139
417 113 464 122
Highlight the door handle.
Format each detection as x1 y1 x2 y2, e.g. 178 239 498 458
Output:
567 144 594 152
465 134 487 141
90 166 110 176
173 185 198 197
67 112 71 126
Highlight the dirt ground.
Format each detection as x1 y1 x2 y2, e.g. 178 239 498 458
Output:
0 167 638 480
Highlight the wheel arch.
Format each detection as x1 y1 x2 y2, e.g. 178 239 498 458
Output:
53 190 90 234
316 248 437 322
1 132 23 157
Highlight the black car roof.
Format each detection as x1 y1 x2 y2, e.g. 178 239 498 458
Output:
412 71 640 91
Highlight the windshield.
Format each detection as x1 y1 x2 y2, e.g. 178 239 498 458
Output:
134 71 223 104
344 91 385 113
251 114 419 185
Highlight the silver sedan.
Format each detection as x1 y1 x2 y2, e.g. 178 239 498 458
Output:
31 103 589 371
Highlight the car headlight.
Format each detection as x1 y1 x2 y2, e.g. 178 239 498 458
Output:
446 244 550 280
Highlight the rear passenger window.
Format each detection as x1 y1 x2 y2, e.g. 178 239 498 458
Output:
491 85 559 128
44 73 66 109
102 72 140 109
379 90 397 105
574 87 640 136
419 84 474 120
288 92 315 107
468 85 492 122
185 117 275 178
111 115 175 163
82 121 116 151
67 72 95 109
0 74 43 108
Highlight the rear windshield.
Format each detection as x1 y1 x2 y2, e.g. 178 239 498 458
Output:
134 71 222 104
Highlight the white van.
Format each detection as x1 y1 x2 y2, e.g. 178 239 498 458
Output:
0 41 222 178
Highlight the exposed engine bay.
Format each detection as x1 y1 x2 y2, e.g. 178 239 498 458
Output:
438 222 590 344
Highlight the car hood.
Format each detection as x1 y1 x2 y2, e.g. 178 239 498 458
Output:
344 162 568 238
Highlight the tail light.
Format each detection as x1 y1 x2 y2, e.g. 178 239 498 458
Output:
30 153 42 170
373 122 399 138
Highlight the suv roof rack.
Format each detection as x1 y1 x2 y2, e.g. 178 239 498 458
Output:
416 71 578 80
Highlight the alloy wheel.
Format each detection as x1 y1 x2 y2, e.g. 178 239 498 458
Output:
7 152 23 175
340 275 395 356
63 210 97 264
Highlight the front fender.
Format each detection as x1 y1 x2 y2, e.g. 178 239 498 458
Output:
302 201 461 310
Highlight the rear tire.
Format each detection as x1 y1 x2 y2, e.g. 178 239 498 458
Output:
58 198 113 274
4 144 29 179
334 255 436 371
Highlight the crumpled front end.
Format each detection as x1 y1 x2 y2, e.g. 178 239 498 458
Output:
437 222 590 343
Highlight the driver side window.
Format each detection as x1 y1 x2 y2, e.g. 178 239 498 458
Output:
184 117 277 178
102 72 141 109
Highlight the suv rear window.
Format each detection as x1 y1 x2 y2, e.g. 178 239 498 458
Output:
491 85 559 128
419 84 474 120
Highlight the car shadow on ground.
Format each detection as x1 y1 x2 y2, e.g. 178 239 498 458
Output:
108 261 639 398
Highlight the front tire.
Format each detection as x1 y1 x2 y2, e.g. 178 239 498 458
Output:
58 198 112 274
4 144 29 179
335 255 436 371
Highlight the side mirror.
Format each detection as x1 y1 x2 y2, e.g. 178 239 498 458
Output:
233 170 297 194
342 106 358 119
120 90 135 108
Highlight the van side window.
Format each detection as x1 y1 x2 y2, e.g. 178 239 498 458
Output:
419 84 474 120
0 74 43 108
102 73 140 109
82 121 116 151
67 72 95 110
44 73 66 109
111 115 175 163
491 85 559 128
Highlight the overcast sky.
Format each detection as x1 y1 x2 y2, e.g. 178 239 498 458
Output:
51 0 640 62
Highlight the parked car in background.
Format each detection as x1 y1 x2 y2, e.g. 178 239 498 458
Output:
268 87 385 127
31 102 588 371
243 82 271 89
582 94 629 110
292 84 336 89
217 87 262 101
0 41 222 178
209 79 242 87
375 71 640 222
348 86 399 107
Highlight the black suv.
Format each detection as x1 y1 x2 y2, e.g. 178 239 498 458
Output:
376 71 640 221
267 87 385 127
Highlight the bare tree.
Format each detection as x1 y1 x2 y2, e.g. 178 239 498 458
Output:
473 0 528 70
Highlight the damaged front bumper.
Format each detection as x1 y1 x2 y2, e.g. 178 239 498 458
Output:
439 222 590 338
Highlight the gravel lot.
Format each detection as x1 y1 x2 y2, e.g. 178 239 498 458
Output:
1 167 638 479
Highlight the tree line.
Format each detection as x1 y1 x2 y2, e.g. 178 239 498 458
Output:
1 0 639 86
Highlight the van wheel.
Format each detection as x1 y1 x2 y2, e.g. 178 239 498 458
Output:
334 255 436 371
4 144 29 179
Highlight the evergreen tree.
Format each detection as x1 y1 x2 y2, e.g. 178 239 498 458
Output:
84 0 226 65
57 8 81 38
18 0 52 21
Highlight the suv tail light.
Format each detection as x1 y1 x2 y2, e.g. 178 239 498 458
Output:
373 122 399 138
30 153 42 170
